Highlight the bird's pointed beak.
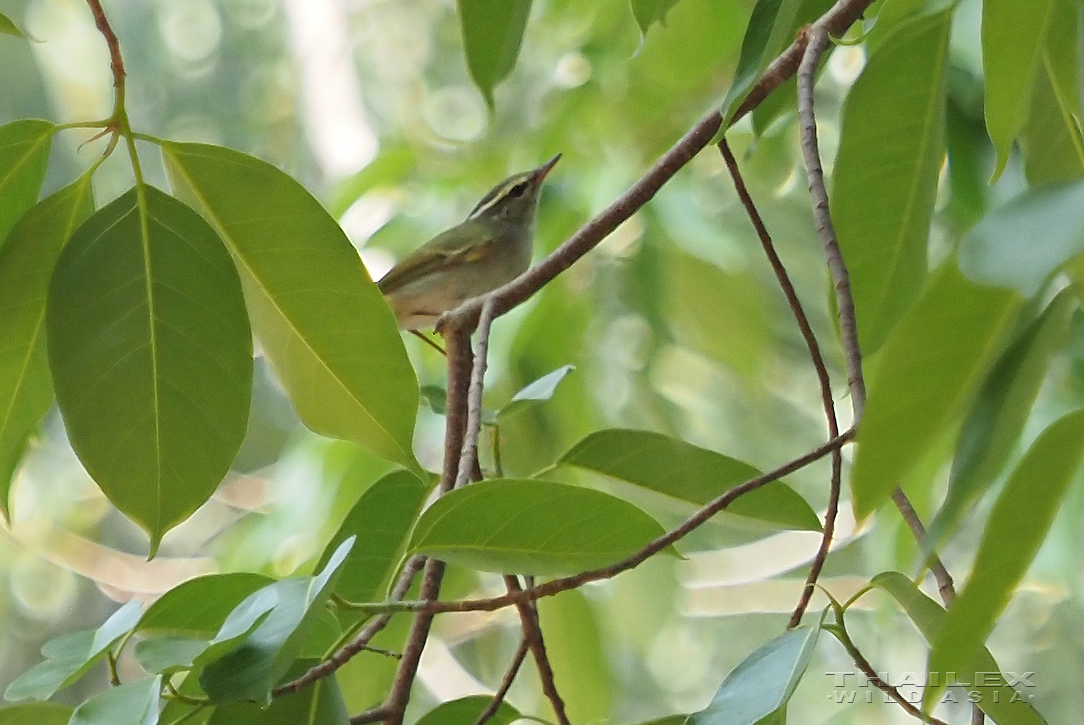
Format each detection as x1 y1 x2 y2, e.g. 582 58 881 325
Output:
534 153 561 182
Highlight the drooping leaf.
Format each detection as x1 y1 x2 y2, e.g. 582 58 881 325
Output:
851 263 1019 518
198 537 354 704
559 429 821 531
408 479 666 576
927 289 1075 550
958 182 1084 296
132 636 210 675
832 10 951 353
1020 54 1084 184
67 676 161 725
0 702 73 725
927 409 1084 709
498 364 575 420
162 142 421 478
207 659 350 725
687 617 823 725
631 0 683 37
719 0 805 124
46 185 252 553
4 601 141 702
982 0 1054 179
0 177 93 517
315 469 430 602
872 572 1047 724
0 120 53 246
456 0 532 107
414 696 521 725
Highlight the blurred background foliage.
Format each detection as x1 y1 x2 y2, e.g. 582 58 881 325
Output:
0 0 1082 723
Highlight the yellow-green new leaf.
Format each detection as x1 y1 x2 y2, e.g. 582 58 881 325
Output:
0 120 53 246
161 142 421 477
0 178 93 517
47 186 252 553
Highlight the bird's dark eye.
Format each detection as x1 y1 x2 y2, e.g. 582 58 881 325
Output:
508 181 528 198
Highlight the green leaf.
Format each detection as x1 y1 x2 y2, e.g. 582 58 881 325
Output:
498 364 575 420
631 0 683 37
851 263 1019 518
872 572 1047 725
315 469 429 602
161 142 421 477
4 601 141 701
68 676 161 725
0 13 26 38
0 120 53 246
0 702 73 725
0 177 94 517
559 429 822 531
958 182 1084 296
207 659 349 725
983 0 1055 179
414 696 521 725
832 10 950 353
199 537 354 704
1020 54 1084 184
719 0 804 124
928 289 1075 550
687 618 823 725
136 572 273 635
408 479 666 576
456 0 532 107
927 408 1084 709
46 185 252 553
132 636 209 674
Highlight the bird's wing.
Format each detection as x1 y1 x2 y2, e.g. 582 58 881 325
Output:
376 223 497 294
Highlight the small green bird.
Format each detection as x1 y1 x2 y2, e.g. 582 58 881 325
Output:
378 154 560 330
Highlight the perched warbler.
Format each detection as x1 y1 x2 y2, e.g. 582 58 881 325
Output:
378 154 560 330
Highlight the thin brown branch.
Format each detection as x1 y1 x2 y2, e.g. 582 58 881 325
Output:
442 0 879 333
383 559 446 725
891 490 957 605
84 0 126 109
797 25 866 419
832 627 951 725
358 430 852 618
716 140 842 627
504 576 570 725
471 637 531 725
273 555 426 698
351 706 391 725
455 298 496 490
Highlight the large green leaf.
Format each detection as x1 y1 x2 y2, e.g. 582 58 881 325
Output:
198 537 354 704
408 479 666 575
559 429 821 531
687 618 823 725
1020 56 1084 184
46 185 252 553
928 289 1075 550
456 0 532 107
982 0 1054 178
0 13 26 38
207 659 349 725
4 601 142 702
414 696 521 725
958 182 1084 296
314 469 430 602
0 120 53 247
872 572 1047 724
68 676 161 725
832 10 950 353
161 142 421 477
851 263 1019 518
0 177 93 517
927 409 1084 709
